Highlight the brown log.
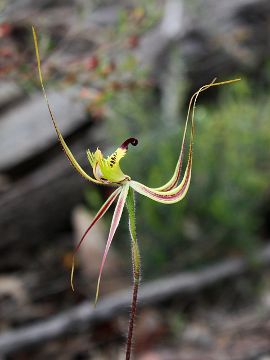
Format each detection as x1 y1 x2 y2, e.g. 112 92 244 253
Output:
0 244 269 355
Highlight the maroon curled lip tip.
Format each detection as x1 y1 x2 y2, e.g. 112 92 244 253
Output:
120 137 139 149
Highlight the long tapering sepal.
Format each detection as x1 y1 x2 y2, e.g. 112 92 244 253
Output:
32 26 103 184
95 183 130 305
153 78 241 192
70 187 121 291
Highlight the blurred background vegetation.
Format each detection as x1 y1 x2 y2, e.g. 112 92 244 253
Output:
1 0 270 358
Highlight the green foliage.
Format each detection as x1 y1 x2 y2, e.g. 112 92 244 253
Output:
116 1 162 37
87 79 270 278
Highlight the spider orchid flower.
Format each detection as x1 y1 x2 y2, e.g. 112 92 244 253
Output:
33 27 240 305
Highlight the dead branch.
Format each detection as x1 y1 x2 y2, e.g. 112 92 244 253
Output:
0 244 270 355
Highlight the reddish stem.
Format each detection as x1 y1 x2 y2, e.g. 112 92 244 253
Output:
125 188 140 359
126 272 140 360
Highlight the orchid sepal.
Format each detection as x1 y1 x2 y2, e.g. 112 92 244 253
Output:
70 187 122 291
95 183 129 305
153 78 241 192
32 26 103 185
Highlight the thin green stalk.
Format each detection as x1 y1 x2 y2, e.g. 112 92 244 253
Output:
126 188 141 360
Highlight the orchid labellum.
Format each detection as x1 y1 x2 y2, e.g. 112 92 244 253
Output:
33 26 240 359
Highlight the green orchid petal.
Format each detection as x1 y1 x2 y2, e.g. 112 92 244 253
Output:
32 26 103 184
70 187 121 291
95 183 129 305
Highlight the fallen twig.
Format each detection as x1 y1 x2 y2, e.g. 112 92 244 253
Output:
0 244 270 355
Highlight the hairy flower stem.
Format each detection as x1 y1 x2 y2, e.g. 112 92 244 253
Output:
126 188 141 360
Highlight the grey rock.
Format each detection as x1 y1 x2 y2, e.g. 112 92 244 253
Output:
0 89 86 171
0 82 24 112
